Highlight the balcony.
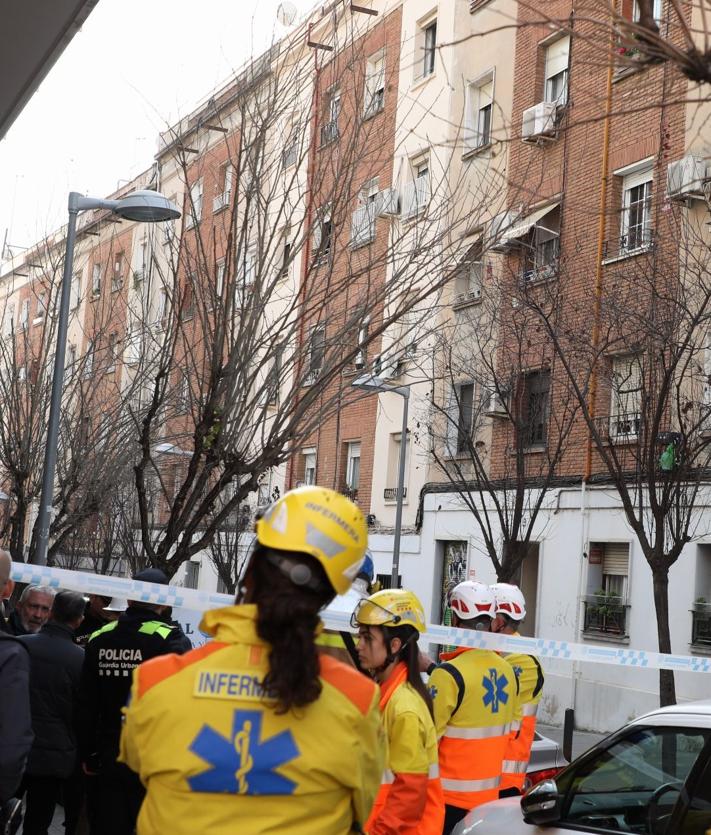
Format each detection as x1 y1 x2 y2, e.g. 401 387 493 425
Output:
384 487 407 501
212 191 230 213
594 412 641 444
691 604 711 648
583 594 629 638
320 120 339 146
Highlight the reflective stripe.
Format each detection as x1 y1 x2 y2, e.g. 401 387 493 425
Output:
381 769 395 785
441 776 501 792
511 719 522 732
502 759 528 774
443 723 511 740
521 702 539 717
429 763 440 779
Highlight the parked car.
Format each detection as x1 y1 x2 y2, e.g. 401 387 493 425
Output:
453 700 711 835
524 731 567 790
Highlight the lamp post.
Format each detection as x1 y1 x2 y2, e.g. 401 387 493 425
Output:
33 190 180 566
352 374 410 589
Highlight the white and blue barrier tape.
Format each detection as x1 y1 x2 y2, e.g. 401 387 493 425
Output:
11 562 711 674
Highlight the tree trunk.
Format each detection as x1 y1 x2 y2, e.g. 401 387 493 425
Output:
652 567 676 707
500 540 527 583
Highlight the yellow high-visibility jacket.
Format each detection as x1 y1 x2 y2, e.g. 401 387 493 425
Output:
366 663 444 835
429 647 517 811
500 641 544 791
119 604 386 835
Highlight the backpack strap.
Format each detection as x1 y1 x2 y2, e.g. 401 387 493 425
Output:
437 662 466 716
530 655 545 699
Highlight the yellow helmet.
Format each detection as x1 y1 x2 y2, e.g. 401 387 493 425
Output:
256 486 367 595
351 588 426 634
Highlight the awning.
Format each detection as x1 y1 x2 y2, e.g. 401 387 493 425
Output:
499 202 560 244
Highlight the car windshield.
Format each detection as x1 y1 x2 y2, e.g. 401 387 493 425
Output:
557 726 709 834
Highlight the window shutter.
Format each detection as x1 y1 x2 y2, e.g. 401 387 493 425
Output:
545 36 570 78
602 543 629 576
445 388 459 456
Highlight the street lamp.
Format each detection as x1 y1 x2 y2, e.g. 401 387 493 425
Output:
352 373 410 589
33 190 180 566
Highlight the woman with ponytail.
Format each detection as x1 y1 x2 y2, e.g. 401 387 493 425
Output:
119 487 385 835
353 589 444 835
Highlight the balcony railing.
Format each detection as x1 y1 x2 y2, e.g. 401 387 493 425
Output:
594 412 641 443
603 229 654 261
691 605 711 647
320 120 339 146
341 486 359 501
583 595 629 637
384 487 407 501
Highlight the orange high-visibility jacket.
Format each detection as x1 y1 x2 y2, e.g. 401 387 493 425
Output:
500 644 544 791
429 648 517 811
366 663 444 835
119 605 386 835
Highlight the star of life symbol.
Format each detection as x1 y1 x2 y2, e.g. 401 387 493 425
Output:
482 668 509 714
188 709 299 795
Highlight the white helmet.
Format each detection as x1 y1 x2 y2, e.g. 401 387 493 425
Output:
103 596 128 613
491 583 526 621
449 581 496 621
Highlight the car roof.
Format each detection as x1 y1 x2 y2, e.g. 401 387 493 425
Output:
634 699 711 722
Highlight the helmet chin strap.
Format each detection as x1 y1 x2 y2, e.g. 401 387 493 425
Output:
371 630 417 678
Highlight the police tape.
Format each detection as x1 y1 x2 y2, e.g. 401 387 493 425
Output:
12 561 711 674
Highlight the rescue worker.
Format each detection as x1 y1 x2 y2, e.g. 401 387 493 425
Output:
353 589 444 835
427 581 517 835
78 568 191 835
490 582 544 794
119 486 385 835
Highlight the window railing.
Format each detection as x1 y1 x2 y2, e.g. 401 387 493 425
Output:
583 595 629 637
341 486 359 501
384 487 407 501
594 412 641 443
603 228 654 260
691 605 711 647
282 143 298 168
350 205 376 247
401 177 430 219
212 191 230 213
320 120 339 146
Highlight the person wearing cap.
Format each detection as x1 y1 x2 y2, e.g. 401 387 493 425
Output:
78 567 191 835
74 595 118 645
426 581 517 835
490 583 544 794
353 589 444 834
119 486 385 835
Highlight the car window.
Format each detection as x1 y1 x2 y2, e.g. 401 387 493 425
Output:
556 727 708 834
677 753 711 835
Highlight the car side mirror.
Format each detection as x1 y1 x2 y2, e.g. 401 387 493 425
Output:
521 779 562 825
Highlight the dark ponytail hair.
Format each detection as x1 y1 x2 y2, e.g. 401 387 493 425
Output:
384 624 433 718
249 548 334 714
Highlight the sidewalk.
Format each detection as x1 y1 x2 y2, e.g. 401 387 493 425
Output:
538 723 607 761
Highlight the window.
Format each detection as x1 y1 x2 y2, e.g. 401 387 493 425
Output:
610 354 642 440
351 179 378 247
677 750 711 835
456 383 475 454
544 36 570 105
156 288 168 323
421 19 437 78
522 206 561 281
186 179 203 228
633 0 663 24
182 277 195 320
466 73 494 151
70 272 81 310
185 561 200 590
453 243 484 303
280 240 292 278
302 448 317 486
403 159 430 218
355 315 370 369
282 126 299 168
35 292 46 322
213 163 233 213
91 263 101 296
67 343 77 369
135 240 148 280
621 166 653 252
313 205 333 261
20 299 29 330
554 726 709 832
585 542 630 636
306 325 325 381
364 52 385 116
265 345 283 407
236 246 256 307
3 304 14 338
216 260 225 298
344 442 361 497
84 339 95 376
177 376 189 412
385 432 409 500
692 545 711 648
522 369 550 447
112 252 124 292
321 88 341 144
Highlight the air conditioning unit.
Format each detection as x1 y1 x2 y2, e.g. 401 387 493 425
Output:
453 288 482 306
522 101 558 143
667 155 708 200
484 391 508 416
376 188 399 217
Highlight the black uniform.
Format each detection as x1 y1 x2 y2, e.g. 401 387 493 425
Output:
18 622 85 835
0 633 32 803
78 605 190 835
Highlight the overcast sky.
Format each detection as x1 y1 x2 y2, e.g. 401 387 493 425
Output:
0 0 302 260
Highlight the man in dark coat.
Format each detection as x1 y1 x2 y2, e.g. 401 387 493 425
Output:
78 568 191 835
18 590 86 835
0 624 32 831
0 550 14 633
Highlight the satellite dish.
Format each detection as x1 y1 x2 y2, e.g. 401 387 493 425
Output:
277 1 298 26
